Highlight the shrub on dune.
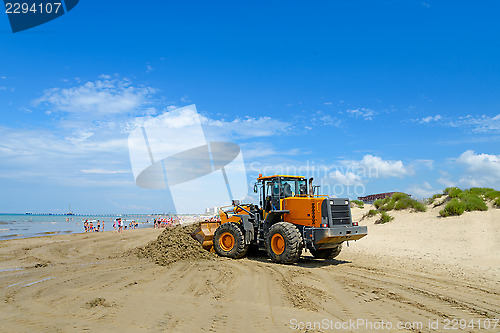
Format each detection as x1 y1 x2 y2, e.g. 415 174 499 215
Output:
466 187 494 196
459 193 488 212
439 198 466 217
444 187 463 198
494 197 500 208
395 196 427 212
485 190 500 201
427 193 444 205
391 192 407 201
363 209 378 219
376 192 426 213
374 197 389 209
379 200 395 212
351 200 364 208
375 212 394 224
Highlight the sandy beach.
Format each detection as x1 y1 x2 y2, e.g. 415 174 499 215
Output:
0 206 499 332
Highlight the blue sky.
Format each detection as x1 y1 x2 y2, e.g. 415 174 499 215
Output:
1 1 499 214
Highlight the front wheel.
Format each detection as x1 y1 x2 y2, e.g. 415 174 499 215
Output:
265 222 303 264
213 222 248 259
310 244 343 259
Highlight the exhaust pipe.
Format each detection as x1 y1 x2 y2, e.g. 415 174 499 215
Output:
309 177 314 195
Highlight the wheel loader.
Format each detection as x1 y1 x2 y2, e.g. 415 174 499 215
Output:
191 175 367 264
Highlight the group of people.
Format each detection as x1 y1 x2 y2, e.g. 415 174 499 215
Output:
153 217 177 228
113 218 139 233
206 216 221 223
83 218 139 233
83 220 104 233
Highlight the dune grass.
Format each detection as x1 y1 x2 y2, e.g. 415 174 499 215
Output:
362 209 379 220
374 192 426 213
369 192 425 224
438 187 493 217
495 197 500 208
375 212 394 224
351 199 365 209
439 198 466 217
460 192 488 211
484 189 500 200
466 187 494 196
367 187 498 221
427 193 444 205
444 187 463 198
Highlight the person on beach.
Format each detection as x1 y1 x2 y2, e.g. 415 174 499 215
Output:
84 221 88 233
118 219 123 233
113 220 116 231
97 220 101 232
89 222 94 232
102 221 105 232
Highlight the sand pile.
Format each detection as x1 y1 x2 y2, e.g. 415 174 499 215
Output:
137 223 216 266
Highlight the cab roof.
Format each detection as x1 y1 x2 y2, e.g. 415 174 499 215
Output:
257 174 306 181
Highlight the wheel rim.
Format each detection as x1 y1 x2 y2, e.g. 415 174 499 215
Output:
271 233 285 255
219 232 235 251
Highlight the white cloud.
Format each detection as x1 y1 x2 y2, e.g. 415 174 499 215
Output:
436 170 456 187
413 113 500 133
307 110 342 127
0 75 141 185
1 74 292 194
0 125 129 186
124 108 291 139
318 114 342 127
419 114 442 123
344 155 413 178
203 116 291 138
328 170 363 186
406 181 437 198
34 76 156 116
242 144 301 160
456 150 500 187
455 114 500 133
346 108 376 120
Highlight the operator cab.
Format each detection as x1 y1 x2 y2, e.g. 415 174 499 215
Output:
256 175 308 212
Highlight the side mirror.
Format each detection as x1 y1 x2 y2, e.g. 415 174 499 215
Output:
253 184 258 193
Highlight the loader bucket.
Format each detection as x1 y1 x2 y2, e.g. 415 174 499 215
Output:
190 220 221 251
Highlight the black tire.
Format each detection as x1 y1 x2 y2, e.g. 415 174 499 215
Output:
213 222 248 259
265 222 303 264
310 244 343 259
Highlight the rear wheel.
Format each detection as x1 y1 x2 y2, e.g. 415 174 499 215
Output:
266 222 303 264
214 222 248 259
310 244 343 259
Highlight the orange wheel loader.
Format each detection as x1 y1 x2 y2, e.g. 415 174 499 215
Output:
192 175 367 264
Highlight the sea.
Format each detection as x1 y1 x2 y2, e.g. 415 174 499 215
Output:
0 214 157 241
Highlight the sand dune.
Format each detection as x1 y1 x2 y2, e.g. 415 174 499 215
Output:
0 207 499 332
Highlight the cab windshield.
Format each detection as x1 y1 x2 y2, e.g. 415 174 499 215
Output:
264 177 306 199
261 177 306 211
